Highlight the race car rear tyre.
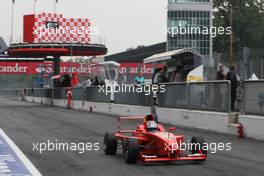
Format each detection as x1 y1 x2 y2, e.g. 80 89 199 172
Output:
124 139 139 164
191 136 208 156
104 132 117 155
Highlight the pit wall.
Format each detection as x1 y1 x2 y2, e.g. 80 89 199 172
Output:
22 96 264 140
239 115 264 140
2 81 264 140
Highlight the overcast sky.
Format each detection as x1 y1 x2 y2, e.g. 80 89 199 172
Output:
0 0 167 55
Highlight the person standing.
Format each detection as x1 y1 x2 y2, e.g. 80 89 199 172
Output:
216 64 226 80
153 68 161 84
71 72 80 88
158 66 169 83
214 64 226 109
152 68 159 84
60 74 71 87
226 65 238 111
93 76 100 86
81 75 92 88
134 73 145 85
170 64 184 82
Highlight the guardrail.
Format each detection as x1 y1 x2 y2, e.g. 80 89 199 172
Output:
33 88 52 98
242 80 264 115
82 87 110 103
158 81 231 112
24 87 111 103
0 81 232 112
188 81 231 112
0 89 23 100
157 83 188 108
114 85 154 106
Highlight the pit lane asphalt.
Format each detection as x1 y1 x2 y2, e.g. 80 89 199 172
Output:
0 99 263 176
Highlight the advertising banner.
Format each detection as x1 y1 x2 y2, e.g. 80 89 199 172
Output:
0 62 155 75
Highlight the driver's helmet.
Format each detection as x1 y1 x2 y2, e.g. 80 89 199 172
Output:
146 120 157 132
144 114 155 124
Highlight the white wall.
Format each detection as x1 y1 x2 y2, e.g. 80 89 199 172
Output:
44 98 230 134
22 96 264 141
239 115 264 140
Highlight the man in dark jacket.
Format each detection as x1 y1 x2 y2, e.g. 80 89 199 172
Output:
216 64 226 80
226 65 238 111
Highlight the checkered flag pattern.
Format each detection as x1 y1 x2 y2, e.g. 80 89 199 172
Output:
33 13 91 44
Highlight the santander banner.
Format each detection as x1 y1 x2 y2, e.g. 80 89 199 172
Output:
0 62 154 75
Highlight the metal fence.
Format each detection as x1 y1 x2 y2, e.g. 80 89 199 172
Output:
4 81 264 115
33 88 52 98
157 83 188 108
0 81 231 112
83 86 110 103
157 81 231 112
114 85 153 106
243 80 264 115
53 88 66 99
0 89 23 99
24 88 64 99
24 88 34 96
188 81 231 112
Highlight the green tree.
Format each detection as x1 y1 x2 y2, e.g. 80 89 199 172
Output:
213 0 264 52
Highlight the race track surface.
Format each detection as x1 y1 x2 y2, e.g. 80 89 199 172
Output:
0 99 263 176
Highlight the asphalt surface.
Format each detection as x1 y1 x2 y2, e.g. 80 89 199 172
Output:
0 98 263 176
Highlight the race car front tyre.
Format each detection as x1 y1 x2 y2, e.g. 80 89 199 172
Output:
104 132 118 155
124 139 139 164
191 136 208 156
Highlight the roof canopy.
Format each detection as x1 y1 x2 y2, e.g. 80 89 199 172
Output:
143 48 202 64
8 43 107 58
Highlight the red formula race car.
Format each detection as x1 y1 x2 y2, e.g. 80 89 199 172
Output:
103 115 207 164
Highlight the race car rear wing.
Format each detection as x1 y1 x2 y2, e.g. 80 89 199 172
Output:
117 116 145 132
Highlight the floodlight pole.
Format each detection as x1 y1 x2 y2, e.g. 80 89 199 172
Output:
33 0 36 14
53 56 61 88
230 6 233 66
54 0 58 14
11 0 14 44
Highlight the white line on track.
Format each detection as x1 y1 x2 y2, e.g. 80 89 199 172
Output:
0 129 42 176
